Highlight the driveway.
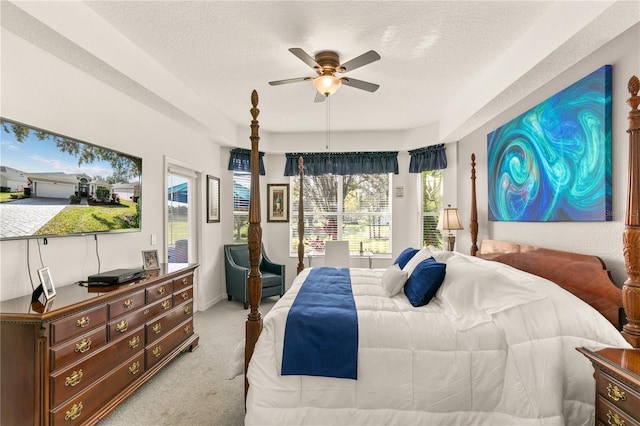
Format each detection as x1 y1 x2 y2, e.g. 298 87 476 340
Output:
0 197 85 239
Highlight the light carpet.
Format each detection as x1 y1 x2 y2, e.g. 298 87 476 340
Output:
98 297 277 426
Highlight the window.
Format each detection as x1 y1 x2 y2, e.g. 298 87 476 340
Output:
291 173 391 254
233 171 250 243
421 170 443 248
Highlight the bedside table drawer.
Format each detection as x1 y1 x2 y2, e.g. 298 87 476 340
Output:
596 370 640 419
597 395 640 426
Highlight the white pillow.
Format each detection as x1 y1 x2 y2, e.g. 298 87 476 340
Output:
381 264 408 297
402 247 432 277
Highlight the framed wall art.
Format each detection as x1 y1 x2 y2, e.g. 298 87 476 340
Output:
207 175 220 223
267 183 289 222
487 65 612 222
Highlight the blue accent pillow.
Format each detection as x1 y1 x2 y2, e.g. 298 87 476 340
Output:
404 257 447 307
394 247 419 269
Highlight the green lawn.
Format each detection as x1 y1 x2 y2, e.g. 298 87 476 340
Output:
0 191 24 203
35 201 138 235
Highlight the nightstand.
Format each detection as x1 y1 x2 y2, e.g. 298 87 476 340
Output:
577 347 640 426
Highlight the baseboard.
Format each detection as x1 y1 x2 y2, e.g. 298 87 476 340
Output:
199 294 224 311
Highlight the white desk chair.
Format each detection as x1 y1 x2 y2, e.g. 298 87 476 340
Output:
323 240 350 267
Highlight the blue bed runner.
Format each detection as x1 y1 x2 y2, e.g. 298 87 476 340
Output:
281 267 358 379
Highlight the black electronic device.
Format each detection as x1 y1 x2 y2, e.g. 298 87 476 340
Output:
87 268 146 286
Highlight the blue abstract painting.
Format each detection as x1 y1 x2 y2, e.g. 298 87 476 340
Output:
487 65 612 222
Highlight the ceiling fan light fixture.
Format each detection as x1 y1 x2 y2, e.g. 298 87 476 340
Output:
313 74 342 96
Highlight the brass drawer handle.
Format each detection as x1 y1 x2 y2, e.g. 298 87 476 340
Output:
74 338 92 353
181 277 187 285
607 383 627 402
64 402 83 421
129 361 140 375
152 346 162 358
115 319 129 333
64 369 83 387
152 323 162 334
143 309 150 316
128 335 140 349
76 317 90 328
181 291 189 300
607 410 625 426
161 300 171 310
183 305 191 315
184 324 192 334
157 286 166 295
123 299 134 309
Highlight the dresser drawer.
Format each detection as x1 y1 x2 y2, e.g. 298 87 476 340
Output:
50 305 107 345
144 295 173 318
597 395 640 426
146 318 194 369
173 286 193 305
145 301 193 344
173 273 193 292
50 327 144 407
108 290 145 319
596 370 640 419
108 305 156 339
50 327 107 371
146 279 173 304
50 352 145 425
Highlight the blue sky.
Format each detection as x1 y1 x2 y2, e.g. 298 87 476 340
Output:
1 126 120 179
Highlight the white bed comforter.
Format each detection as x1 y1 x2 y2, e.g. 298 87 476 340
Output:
243 252 630 425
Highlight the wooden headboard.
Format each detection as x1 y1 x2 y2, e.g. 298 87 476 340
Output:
478 239 624 329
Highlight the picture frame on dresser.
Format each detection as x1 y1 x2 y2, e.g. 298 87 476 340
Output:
142 249 160 270
37 266 56 300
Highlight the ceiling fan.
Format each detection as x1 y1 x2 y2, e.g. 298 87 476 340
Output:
269 48 381 102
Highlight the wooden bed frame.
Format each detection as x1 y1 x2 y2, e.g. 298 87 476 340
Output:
243 75 640 394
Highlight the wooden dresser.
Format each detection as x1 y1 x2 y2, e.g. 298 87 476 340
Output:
0 263 199 426
578 347 640 426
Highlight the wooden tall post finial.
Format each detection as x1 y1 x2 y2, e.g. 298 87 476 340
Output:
470 153 479 256
622 75 640 347
297 156 305 275
245 90 263 397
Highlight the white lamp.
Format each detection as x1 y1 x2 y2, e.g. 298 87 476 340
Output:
437 204 463 251
313 72 342 96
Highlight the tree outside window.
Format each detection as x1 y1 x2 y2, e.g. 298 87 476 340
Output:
422 170 443 248
290 173 391 255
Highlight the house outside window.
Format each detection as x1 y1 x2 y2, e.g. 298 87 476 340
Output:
290 173 391 255
233 171 251 243
421 170 443 248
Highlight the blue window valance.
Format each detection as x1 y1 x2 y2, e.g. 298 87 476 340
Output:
284 151 399 176
408 144 447 173
228 148 265 175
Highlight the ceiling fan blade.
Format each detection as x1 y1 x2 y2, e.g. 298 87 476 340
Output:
289 48 320 69
339 50 381 73
341 77 380 92
314 91 326 103
268 77 312 86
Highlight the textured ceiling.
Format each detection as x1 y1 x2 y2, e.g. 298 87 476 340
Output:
3 1 639 148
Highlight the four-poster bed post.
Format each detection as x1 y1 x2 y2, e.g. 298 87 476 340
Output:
297 156 305 274
622 75 640 347
245 90 263 398
469 153 478 256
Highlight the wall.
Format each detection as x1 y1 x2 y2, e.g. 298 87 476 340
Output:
456 23 640 287
0 30 224 307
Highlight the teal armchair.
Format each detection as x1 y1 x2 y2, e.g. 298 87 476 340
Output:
224 243 285 309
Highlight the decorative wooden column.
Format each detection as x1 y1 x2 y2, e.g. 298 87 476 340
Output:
470 153 479 256
245 90 263 397
622 76 640 348
297 156 305 274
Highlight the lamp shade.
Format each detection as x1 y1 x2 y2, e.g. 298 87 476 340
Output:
313 74 342 96
437 205 463 231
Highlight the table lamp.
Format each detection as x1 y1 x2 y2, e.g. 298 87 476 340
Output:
438 205 463 251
